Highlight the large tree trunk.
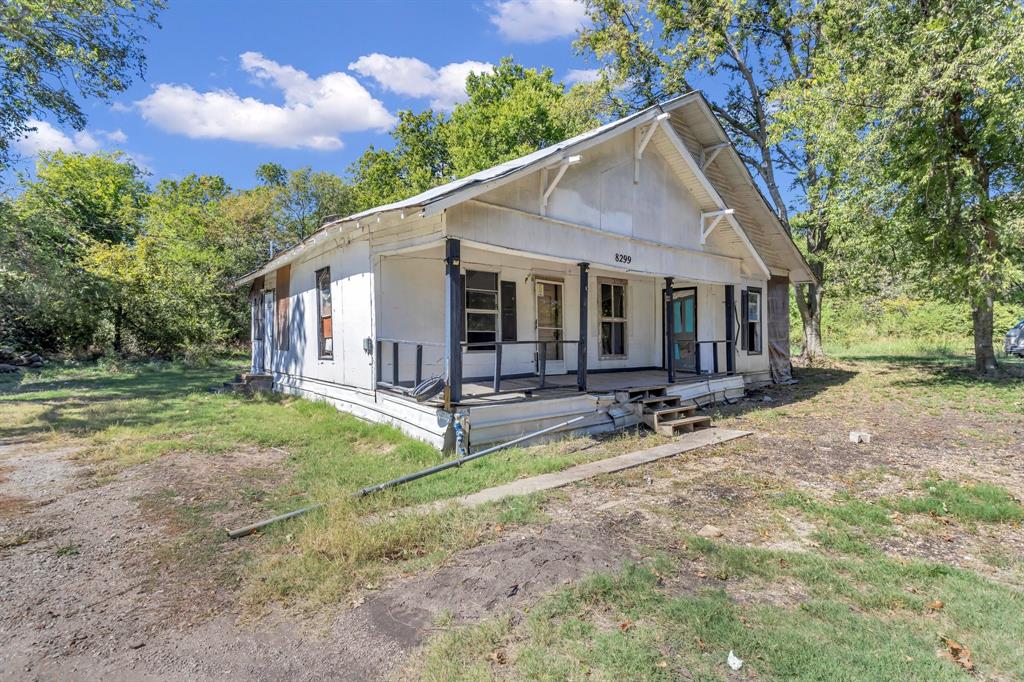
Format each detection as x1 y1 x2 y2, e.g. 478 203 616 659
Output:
795 281 825 360
971 292 998 375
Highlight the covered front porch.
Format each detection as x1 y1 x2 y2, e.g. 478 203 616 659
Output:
373 237 749 409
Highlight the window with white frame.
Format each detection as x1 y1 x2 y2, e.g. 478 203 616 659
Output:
464 270 498 351
599 279 627 358
744 286 762 354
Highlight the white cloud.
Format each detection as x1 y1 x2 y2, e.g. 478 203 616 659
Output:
15 120 101 156
489 0 588 42
102 129 128 144
135 52 395 150
349 54 493 111
564 68 602 85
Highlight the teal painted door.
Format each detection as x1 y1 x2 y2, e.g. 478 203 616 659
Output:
671 289 697 373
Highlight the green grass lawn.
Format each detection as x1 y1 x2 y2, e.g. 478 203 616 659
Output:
0 358 664 607
419 540 1019 679
421 496 1024 681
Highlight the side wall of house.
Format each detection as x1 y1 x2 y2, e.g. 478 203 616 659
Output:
267 237 375 390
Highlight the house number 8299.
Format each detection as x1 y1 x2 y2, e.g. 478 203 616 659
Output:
614 253 632 264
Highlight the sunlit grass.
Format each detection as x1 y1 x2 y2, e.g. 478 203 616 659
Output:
419 541 1024 680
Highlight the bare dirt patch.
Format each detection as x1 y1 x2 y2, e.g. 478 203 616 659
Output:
366 523 631 648
0 439 637 681
0 441 292 679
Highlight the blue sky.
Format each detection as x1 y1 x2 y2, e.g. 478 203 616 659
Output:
11 0 609 190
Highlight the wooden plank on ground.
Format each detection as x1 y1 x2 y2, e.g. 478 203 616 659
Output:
429 427 751 511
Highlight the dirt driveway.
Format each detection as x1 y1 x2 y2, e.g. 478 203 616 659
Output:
0 438 637 681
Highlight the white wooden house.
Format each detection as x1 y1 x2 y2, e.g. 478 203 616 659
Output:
234 93 814 450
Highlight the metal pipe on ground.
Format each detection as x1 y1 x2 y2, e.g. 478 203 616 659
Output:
356 415 585 497
226 414 586 539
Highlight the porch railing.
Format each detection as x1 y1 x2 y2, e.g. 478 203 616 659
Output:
375 338 444 391
374 337 579 399
462 339 580 395
671 339 736 380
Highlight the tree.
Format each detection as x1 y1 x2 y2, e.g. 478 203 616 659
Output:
578 0 834 358
0 0 164 168
446 58 604 176
88 175 236 356
349 110 454 211
7 151 148 351
349 58 607 210
255 164 356 246
795 0 1024 374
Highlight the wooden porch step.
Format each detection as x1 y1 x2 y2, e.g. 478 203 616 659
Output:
655 414 712 437
649 404 697 420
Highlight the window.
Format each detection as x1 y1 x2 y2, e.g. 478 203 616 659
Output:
316 267 333 359
743 287 762 355
599 279 627 358
464 270 498 351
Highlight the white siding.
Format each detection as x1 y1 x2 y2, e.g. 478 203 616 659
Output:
269 238 375 390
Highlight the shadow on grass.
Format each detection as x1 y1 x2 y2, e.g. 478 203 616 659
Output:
0 359 257 442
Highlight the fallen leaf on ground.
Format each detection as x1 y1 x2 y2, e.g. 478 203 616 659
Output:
928 599 944 610
619 619 633 632
941 636 973 671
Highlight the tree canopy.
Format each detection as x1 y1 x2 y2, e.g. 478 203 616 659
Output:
349 58 609 211
0 0 164 168
785 0 1024 373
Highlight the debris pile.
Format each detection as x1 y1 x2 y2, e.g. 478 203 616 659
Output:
0 347 45 373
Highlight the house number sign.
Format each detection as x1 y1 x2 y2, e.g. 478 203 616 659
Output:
614 253 633 265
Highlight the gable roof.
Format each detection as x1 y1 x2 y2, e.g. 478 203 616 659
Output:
235 92 814 286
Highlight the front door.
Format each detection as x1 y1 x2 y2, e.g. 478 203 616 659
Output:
671 288 697 374
535 279 565 374
262 291 275 371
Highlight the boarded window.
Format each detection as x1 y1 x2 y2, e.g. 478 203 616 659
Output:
500 281 517 342
464 270 498 351
275 265 290 351
316 267 333 359
252 297 264 340
599 279 627 358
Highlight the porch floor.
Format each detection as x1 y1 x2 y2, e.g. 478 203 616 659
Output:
423 369 733 406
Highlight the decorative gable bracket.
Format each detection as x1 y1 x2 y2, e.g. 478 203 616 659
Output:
700 209 735 244
540 155 581 216
700 142 730 170
634 112 671 183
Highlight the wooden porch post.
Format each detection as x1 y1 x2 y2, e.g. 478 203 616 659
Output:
724 285 736 375
444 238 463 406
577 262 589 392
664 277 675 384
